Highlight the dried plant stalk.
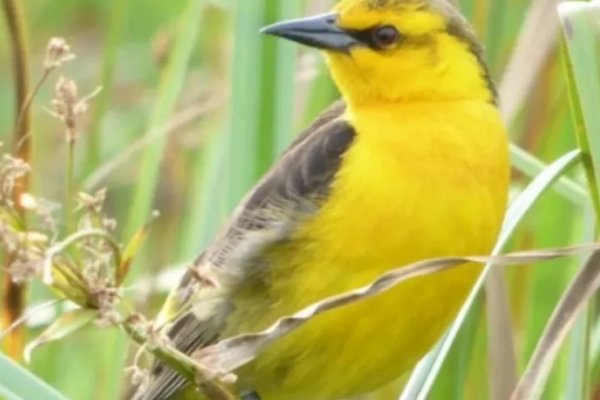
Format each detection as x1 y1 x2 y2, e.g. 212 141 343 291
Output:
1 0 31 359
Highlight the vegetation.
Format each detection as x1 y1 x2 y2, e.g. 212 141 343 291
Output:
1 0 600 399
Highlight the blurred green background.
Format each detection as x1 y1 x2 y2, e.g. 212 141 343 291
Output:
1 0 599 399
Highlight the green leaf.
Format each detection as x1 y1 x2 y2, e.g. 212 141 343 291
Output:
125 0 205 239
510 143 587 205
559 1 600 221
118 211 159 285
565 205 596 400
227 0 265 209
24 309 97 363
559 3 600 397
0 351 68 400
84 0 130 173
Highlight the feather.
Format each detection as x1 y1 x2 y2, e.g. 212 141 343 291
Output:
133 101 356 400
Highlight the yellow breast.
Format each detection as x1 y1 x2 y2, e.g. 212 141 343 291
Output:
234 100 509 400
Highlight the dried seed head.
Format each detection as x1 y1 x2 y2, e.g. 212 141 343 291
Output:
77 188 107 214
50 76 78 137
47 76 100 143
0 155 31 204
9 258 43 284
102 218 117 231
44 37 75 70
0 222 18 254
56 76 79 106
2 228 46 284
90 284 121 327
29 196 60 239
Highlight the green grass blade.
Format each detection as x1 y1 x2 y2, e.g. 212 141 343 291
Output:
512 250 600 400
400 149 582 400
429 296 485 400
559 3 600 397
510 144 587 205
0 351 68 400
84 0 130 174
564 202 595 400
269 1 302 156
125 0 204 239
589 291 600 388
483 0 506 76
255 0 302 169
566 292 593 400
559 1 600 221
228 0 265 208
180 1 303 260
181 129 230 257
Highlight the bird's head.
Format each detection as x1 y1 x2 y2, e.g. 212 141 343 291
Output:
262 0 495 108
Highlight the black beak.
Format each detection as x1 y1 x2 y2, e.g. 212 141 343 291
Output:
260 13 361 52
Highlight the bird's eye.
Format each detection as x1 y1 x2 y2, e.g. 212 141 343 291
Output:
372 25 400 49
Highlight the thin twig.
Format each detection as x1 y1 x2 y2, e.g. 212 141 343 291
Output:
66 139 75 233
83 94 225 191
15 69 51 152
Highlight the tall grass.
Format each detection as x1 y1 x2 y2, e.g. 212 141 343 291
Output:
1 1 600 399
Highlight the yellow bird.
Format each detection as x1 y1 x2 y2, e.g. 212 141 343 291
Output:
136 0 509 399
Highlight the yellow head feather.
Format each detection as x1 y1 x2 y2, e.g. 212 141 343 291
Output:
326 0 494 108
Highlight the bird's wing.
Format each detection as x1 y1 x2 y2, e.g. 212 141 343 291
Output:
136 101 353 400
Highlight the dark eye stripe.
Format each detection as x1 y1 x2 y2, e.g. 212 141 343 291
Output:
347 25 403 50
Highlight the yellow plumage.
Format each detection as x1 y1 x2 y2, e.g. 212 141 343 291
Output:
137 1 510 399
231 101 508 399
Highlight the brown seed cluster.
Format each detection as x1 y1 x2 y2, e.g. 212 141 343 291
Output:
44 37 75 71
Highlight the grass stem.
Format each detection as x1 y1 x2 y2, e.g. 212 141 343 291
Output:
1 0 31 360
